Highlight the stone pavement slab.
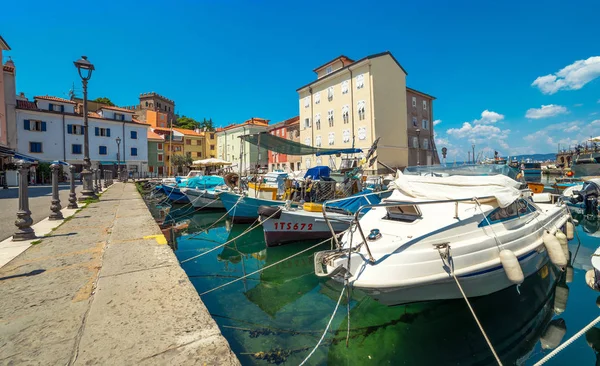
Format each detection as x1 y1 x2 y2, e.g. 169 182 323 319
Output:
0 182 239 365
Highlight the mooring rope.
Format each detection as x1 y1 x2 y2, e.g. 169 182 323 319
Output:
299 285 346 365
180 206 281 264
199 236 337 295
163 195 221 224
186 194 244 239
534 315 600 365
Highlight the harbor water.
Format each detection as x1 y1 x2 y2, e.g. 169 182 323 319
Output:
153 188 600 365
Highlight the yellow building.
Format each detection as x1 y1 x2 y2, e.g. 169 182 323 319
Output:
297 52 436 172
173 128 205 161
203 130 217 158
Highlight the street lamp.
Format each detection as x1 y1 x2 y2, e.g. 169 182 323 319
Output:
74 55 96 201
472 144 475 164
116 136 121 181
415 129 421 166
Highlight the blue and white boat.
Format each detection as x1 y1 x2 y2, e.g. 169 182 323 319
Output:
219 191 293 223
180 175 229 210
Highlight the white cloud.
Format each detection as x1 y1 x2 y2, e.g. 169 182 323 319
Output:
433 119 442 126
532 56 600 94
447 122 510 142
473 110 504 124
525 104 568 119
591 119 600 126
597 99 600 103
574 103 583 107
564 124 579 133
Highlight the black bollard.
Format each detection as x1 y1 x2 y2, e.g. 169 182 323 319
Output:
13 161 36 241
68 165 78 209
49 163 64 220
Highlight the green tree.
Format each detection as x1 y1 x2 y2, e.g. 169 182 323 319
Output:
171 154 193 174
199 118 215 131
175 115 199 130
93 97 115 106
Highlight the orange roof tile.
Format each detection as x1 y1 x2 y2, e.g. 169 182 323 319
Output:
99 105 135 114
88 112 102 118
148 130 165 141
34 95 76 104
172 127 204 137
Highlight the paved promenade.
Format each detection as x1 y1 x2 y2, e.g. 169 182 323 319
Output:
0 182 239 365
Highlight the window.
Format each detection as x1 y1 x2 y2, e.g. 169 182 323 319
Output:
412 136 419 148
316 135 322 147
412 97 417 108
480 200 536 227
210 145 215 150
315 92 320 104
412 117 418 127
358 127 367 140
24 120 46 132
327 86 334 101
328 109 334 127
304 138 311 146
49 103 64 112
341 80 349 94
186 139 191 145
423 138 429 150
315 113 321 130
326 66 332 74
423 100 428 110
343 130 351 143
196 152 202 157
130 131 138 139
72 144 82 154
145 101 149 107
186 152 192 158
158 153 163 162
196 140 201 145
356 74 364 89
210 133 215 139
304 118 311 129
422 119 429 129
385 204 421 222
342 105 349 123
305 158 311 169
357 101 365 121
316 157 322 165
67 124 84 135
95 127 111 137
328 132 335 145
115 113 124 121
131 148 138 156
304 96 310 108
99 146 108 155
157 143 163 150
29 142 42 153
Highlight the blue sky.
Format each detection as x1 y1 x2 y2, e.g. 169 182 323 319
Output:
1 0 599 160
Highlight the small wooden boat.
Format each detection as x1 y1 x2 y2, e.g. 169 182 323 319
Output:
527 182 545 194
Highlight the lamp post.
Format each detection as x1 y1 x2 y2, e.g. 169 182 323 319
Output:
472 144 475 164
416 129 421 166
116 136 121 181
74 56 97 201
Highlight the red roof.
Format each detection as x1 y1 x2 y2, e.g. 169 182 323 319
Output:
16 100 37 110
148 130 165 141
99 105 135 114
34 95 76 104
172 127 203 137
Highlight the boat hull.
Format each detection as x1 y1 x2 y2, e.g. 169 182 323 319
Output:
181 188 224 209
572 163 600 178
219 191 288 224
260 209 351 247
162 185 189 204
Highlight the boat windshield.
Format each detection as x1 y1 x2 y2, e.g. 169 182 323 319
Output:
403 164 522 181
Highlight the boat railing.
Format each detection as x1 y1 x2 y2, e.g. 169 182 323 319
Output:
322 195 496 263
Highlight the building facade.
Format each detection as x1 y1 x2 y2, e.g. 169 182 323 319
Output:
406 88 440 166
147 129 165 175
0 35 10 149
175 127 204 161
15 96 149 176
267 116 301 172
216 118 269 173
203 130 217 159
152 127 183 176
297 52 437 172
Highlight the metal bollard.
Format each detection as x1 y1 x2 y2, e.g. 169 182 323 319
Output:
49 163 64 220
13 161 36 241
68 165 78 209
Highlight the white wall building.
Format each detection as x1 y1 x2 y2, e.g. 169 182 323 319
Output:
16 96 149 176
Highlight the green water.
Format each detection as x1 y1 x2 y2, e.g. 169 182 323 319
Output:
165 205 600 365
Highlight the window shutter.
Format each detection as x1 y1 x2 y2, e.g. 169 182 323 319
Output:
49 103 54 111
107 128 111 137
41 122 47 131
24 120 30 130
95 127 100 136
61 105 65 112
67 124 73 134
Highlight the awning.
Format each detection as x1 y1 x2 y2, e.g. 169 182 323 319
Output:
192 158 232 166
239 132 362 156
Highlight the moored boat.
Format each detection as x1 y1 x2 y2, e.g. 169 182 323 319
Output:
314 164 571 306
219 191 294 223
181 188 225 209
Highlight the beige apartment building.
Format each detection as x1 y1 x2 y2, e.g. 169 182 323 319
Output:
297 52 438 172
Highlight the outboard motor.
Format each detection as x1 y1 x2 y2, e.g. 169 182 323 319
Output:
570 180 600 216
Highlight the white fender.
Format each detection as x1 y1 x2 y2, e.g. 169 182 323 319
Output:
499 249 524 285
555 231 569 260
543 232 567 269
566 221 574 240
554 283 569 315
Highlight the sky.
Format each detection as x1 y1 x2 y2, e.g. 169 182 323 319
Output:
1 0 600 161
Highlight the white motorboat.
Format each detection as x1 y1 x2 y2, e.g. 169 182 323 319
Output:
314 164 572 306
161 170 204 185
180 187 225 209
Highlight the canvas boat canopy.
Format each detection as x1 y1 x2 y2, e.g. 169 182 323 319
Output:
192 158 232 166
239 132 361 156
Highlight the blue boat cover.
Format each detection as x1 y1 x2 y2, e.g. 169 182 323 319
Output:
304 166 330 180
326 190 392 214
186 175 225 189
